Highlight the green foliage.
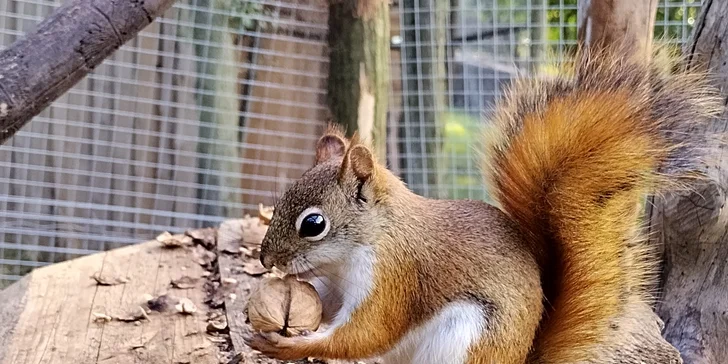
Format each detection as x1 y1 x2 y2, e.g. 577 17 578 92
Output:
438 112 491 202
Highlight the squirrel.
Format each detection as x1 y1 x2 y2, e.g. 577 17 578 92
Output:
244 45 722 363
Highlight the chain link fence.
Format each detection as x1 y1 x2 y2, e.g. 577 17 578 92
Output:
0 0 703 287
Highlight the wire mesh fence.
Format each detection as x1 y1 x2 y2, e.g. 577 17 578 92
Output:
0 0 703 287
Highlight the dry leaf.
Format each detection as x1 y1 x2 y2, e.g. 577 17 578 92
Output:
218 219 244 253
91 272 129 286
115 309 148 323
193 245 216 266
171 276 199 290
241 216 268 248
157 232 193 248
221 243 242 255
242 259 268 276
185 227 217 248
92 312 112 323
258 204 274 224
206 317 228 332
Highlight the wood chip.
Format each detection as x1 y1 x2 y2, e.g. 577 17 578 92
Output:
171 276 199 290
90 272 129 286
175 298 197 314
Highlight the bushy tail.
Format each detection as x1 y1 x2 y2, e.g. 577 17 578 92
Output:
482 46 722 363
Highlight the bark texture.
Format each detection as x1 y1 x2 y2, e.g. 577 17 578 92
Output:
654 1 728 363
327 0 390 159
0 0 177 144
578 0 658 59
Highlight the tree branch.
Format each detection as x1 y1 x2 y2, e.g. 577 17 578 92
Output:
0 0 177 144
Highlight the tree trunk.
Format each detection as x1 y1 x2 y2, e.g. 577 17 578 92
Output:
654 1 728 362
578 0 658 60
327 0 390 160
0 0 177 144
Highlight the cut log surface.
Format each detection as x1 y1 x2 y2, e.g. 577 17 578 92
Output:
0 216 373 364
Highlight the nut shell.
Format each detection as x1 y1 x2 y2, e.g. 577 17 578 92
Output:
247 276 322 336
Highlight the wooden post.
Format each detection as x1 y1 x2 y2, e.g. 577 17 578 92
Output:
654 1 728 362
327 0 390 160
0 0 177 144
578 0 658 60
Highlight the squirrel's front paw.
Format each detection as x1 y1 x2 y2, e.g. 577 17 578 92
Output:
244 331 307 360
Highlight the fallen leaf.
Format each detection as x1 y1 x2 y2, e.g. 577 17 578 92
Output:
171 276 199 290
241 217 268 248
115 309 148 323
91 272 129 286
92 312 112 323
242 259 268 276
206 317 228 332
186 228 217 249
157 232 193 248
193 245 216 266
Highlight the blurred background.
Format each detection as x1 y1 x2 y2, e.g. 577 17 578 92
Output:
0 0 702 288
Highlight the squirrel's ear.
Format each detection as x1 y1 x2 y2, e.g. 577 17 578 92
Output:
315 133 348 165
347 144 375 181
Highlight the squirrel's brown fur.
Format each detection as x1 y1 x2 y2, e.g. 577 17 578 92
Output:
248 46 722 363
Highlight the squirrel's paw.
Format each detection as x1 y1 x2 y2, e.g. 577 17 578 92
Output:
244 331 307 360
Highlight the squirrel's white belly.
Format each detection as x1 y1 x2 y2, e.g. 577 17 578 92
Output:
380 301 486 364
306 246 485 364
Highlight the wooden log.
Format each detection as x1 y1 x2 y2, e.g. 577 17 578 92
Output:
0 0 177 144
327 0 390 159
0 218 375 364
0 233 221 364
654 1 728 362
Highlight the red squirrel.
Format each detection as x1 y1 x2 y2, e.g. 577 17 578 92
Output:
245 46 722 363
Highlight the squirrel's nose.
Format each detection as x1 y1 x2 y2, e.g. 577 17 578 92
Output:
260 253 274 269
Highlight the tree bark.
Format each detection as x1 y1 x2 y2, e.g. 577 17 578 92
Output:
578 0 658 60
654 1 728 363
0 0 177 144
327 0 390 160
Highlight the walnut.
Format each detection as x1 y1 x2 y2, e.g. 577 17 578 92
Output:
247 276 322 336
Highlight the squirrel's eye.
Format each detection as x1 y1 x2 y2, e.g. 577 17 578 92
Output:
295 207 330 241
